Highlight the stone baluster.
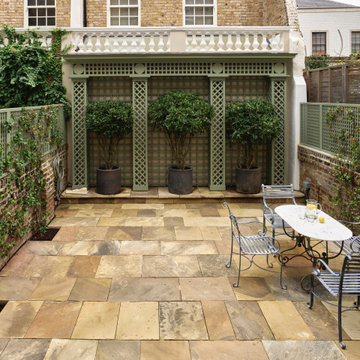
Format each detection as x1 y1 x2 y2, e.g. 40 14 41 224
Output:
200 33 208 51
148 34 155 52
94 33 101 52
112 33 120 52
243 32 250 51
260 33 268 51
252 33 259 51
130 33 137 52
208 33 216 51
234 32 241 51
158 33 165 52
104 34 110 52
190 33 197 51
217 33 224 51
139 33 146 51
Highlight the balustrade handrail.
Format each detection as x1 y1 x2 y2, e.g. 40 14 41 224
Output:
1 26 290 54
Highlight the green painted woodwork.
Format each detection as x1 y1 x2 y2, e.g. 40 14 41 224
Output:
132 78 149 190
72 79 88 189
270 79 287 185
210 78 226 190
69 58 289 190
300 103 360 155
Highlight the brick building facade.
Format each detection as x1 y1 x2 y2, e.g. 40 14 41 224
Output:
1 0 293 28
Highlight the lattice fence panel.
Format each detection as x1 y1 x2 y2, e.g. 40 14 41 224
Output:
0 111 8 163
148 76 210 186
87 77 133 187
225 76 269 186
271 80 286 185
72 80 88 188
133 80 148 190
210 79 225 190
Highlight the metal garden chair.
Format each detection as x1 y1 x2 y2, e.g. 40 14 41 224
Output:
262 184 297 243
333 221 360 256
308 254 360 349
223 202 287 290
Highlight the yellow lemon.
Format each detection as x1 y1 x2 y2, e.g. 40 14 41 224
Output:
306 204 317 210
319 217 325 223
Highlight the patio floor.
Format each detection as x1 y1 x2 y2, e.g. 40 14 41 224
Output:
0 200 359 359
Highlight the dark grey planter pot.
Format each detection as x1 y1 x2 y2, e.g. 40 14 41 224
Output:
235 167 262 194
168 167 193 195
96 167 121 195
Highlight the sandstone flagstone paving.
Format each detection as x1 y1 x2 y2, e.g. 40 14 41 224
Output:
109 278 180 301
0 339 50 360
72 302 120 339
141 341 191 360
262 340 346 360
1 199 360 360
116 302 159 340
95 340 140 360
159 302 208 340
69 278 111 301
44 339 98 360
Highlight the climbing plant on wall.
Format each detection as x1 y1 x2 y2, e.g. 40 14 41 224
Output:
0 106 62 258
0 25 70 114
326 106 360 233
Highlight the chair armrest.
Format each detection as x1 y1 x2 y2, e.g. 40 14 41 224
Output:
263 204 275 223
313 258 337 276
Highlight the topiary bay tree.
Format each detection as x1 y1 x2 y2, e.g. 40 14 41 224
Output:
225 98 281 193
148 91 213 194
85 100 133 194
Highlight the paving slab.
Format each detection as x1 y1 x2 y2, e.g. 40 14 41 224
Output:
140 341 190 360
159 302 207 340
262 340 346 360
202 301 235 340
116 302 159 340
25 301 82 339
180 277 236 301
0 301 43 338
29 277 76 301
226 300 274 340
75 226 110 240
95 340 140 360
105 226 142 241
72 302 120 339
0 277 40 300
141 227 175 241
119 241 161 255
197 254 239 277
109 278 180 301
161 241 218 255
0 339 50 360
67 256 101 277
44 339 97 360
189 340 269 360
69 278 111 301
230 277 276 301
96 255 142 278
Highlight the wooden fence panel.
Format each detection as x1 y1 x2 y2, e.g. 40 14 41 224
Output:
304 64 360 104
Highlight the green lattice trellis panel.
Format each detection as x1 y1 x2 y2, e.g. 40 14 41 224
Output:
271 79 286 185
72 79 88 188
225 76 269 186
147 76 210 187
210 78 226 190
132 79 148 190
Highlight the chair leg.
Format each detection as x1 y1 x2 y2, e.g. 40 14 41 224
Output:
233 250 242 288
338 293 346 349
307 274 314 309
262 216 267 235
226 231 234 269
278 253 287 290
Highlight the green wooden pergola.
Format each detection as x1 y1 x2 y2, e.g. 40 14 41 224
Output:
65 54 294 190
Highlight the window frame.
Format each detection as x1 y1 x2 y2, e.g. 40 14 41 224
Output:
25 0 57 28
351 30 360 53
107 0 141 28
311 31 327 55
183 0 217 27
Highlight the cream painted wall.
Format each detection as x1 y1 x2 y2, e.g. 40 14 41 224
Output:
298 8 360 56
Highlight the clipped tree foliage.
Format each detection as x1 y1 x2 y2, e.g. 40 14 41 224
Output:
85 100 133 169
148 91 213 169
226 98 281 169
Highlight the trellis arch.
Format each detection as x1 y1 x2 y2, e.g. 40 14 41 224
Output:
70 58 290 190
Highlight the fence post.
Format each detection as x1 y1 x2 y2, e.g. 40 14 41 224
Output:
342 64 348 103
328 68 332 103
319 104 323 150
317 70 321 102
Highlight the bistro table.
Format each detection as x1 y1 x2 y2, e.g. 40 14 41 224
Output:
275 205 353 264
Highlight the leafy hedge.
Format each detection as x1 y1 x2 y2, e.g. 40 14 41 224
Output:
0 25 70 113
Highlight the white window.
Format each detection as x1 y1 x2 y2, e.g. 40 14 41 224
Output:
109 0 139 26
352 31 360 53
184 0 215 26
27 0 56 27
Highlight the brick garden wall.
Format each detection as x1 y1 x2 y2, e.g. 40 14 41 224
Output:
298 145 337 214
0 145 68 269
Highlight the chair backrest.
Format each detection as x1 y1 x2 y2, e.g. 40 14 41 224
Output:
223 202 242 238
262 184 296 206
340 255 360 295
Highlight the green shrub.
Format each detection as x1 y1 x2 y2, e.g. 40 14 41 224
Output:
85 100 133 169
148 91 213 169
225 98 281 169
305 53 330 69
0 25 70 114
